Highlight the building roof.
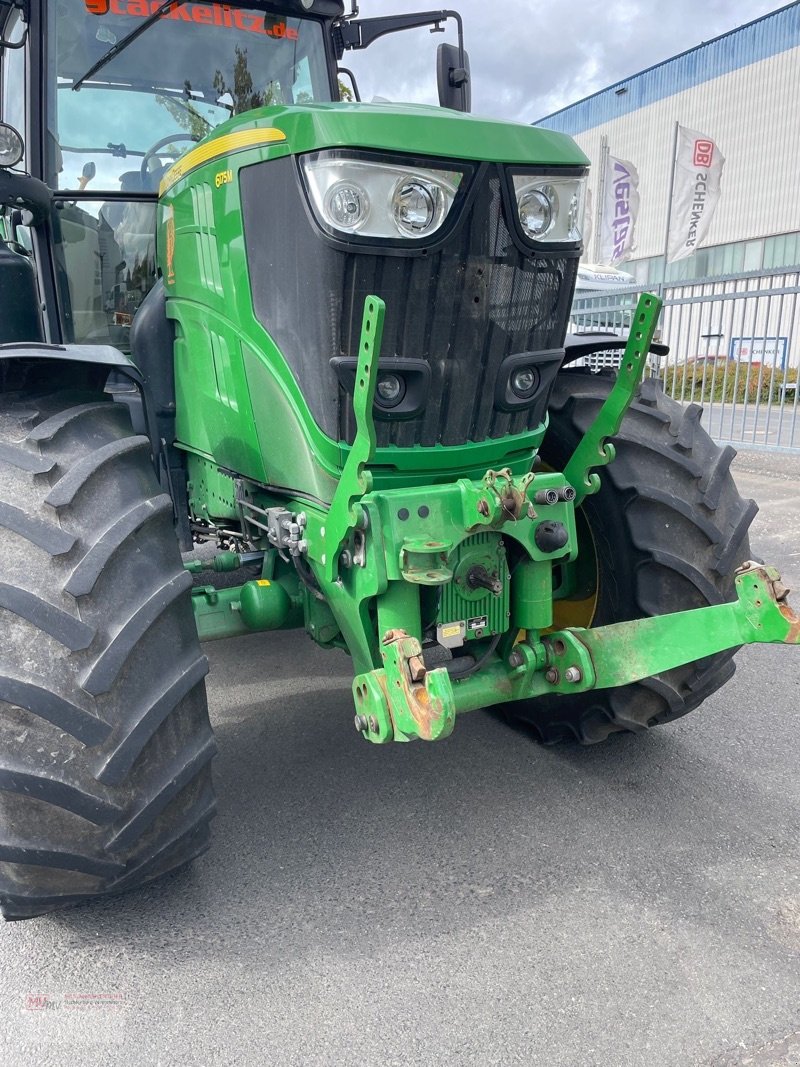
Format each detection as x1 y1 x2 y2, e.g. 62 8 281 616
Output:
537 1 800 135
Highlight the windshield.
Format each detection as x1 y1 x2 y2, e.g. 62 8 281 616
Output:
48 0 333 192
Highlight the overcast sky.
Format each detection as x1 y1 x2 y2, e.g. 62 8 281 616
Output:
346 0 786 123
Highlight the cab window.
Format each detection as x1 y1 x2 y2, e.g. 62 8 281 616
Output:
48 0 333 192
46 0 334 347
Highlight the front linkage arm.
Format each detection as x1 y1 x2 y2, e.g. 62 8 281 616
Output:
563 291 662 506
568 562 799 689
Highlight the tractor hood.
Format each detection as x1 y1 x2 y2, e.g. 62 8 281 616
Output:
158 97 589 493
198 101 589 168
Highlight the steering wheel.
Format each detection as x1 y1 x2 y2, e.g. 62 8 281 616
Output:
140 133 200 189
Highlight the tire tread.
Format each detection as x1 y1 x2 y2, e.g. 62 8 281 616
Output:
0 394 216 920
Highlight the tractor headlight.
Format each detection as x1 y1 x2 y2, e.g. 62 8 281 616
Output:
300 151 465 242
324 181 370 230
512 174 586 244
0 122 24 169
392 180 440 236
518 188 553 239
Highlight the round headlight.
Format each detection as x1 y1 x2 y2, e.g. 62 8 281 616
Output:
510 366 540 399
518 187 555 240
392 180 439 236
324 181 369 230
0 123 24 169
375 372 406 408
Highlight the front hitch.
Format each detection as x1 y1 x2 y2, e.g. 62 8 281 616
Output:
353 563 800 743
294 292 799 744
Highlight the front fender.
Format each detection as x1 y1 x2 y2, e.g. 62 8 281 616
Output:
0 341 142 381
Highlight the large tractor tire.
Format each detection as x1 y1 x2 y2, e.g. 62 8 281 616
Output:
505 371 757 745
0 390 216 919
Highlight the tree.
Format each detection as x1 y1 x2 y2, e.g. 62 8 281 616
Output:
213 45 281 114
156 83 212 142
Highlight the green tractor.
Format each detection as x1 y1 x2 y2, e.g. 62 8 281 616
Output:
0 0 797 920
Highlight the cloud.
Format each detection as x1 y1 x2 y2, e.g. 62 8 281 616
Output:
348 0 784 122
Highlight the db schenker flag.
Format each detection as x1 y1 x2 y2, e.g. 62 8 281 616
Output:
667 126 725 263
599 154 640 265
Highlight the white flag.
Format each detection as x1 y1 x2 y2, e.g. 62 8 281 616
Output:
667 126 725 263
599 154 640 265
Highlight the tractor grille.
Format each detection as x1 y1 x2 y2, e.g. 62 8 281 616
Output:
242 159 578 450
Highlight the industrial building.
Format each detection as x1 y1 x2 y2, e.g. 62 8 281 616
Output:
537 2 800 285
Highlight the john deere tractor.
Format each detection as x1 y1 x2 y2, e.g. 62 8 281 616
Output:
0 0 797 920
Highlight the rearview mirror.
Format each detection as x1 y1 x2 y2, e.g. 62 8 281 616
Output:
78 161 96 191
437 43 471 113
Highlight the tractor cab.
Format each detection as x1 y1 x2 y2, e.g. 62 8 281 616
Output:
5 3 321 345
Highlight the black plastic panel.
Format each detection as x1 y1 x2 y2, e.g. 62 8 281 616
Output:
0 241 43 343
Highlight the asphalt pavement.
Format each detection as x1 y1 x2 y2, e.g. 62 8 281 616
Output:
702 404 800 451
1 454 800 1067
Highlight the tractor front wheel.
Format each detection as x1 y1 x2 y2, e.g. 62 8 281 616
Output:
0 390 216 919
505 371 757 744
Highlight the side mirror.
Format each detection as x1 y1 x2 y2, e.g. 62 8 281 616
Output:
437 43 471 113
78 161 96 191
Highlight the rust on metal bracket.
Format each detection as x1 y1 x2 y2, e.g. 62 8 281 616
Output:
482 468 534 524
737 560 800 643
381 628 455 741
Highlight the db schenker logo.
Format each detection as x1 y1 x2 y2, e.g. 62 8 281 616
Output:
693 140 714 168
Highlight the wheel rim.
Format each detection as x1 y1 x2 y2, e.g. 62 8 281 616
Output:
551 507 600 630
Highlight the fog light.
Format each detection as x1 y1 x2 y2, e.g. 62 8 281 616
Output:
324 181 369 230
510 366 539 399
375 372 406 407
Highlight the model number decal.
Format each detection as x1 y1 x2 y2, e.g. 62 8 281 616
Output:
215 169 234 189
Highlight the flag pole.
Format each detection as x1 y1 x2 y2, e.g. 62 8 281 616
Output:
594 133 608 264
661 120 680 292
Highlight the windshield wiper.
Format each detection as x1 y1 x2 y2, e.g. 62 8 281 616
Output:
72 0 187 91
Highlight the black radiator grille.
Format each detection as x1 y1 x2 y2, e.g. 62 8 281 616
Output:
243 159 578 450
338 173 576 446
